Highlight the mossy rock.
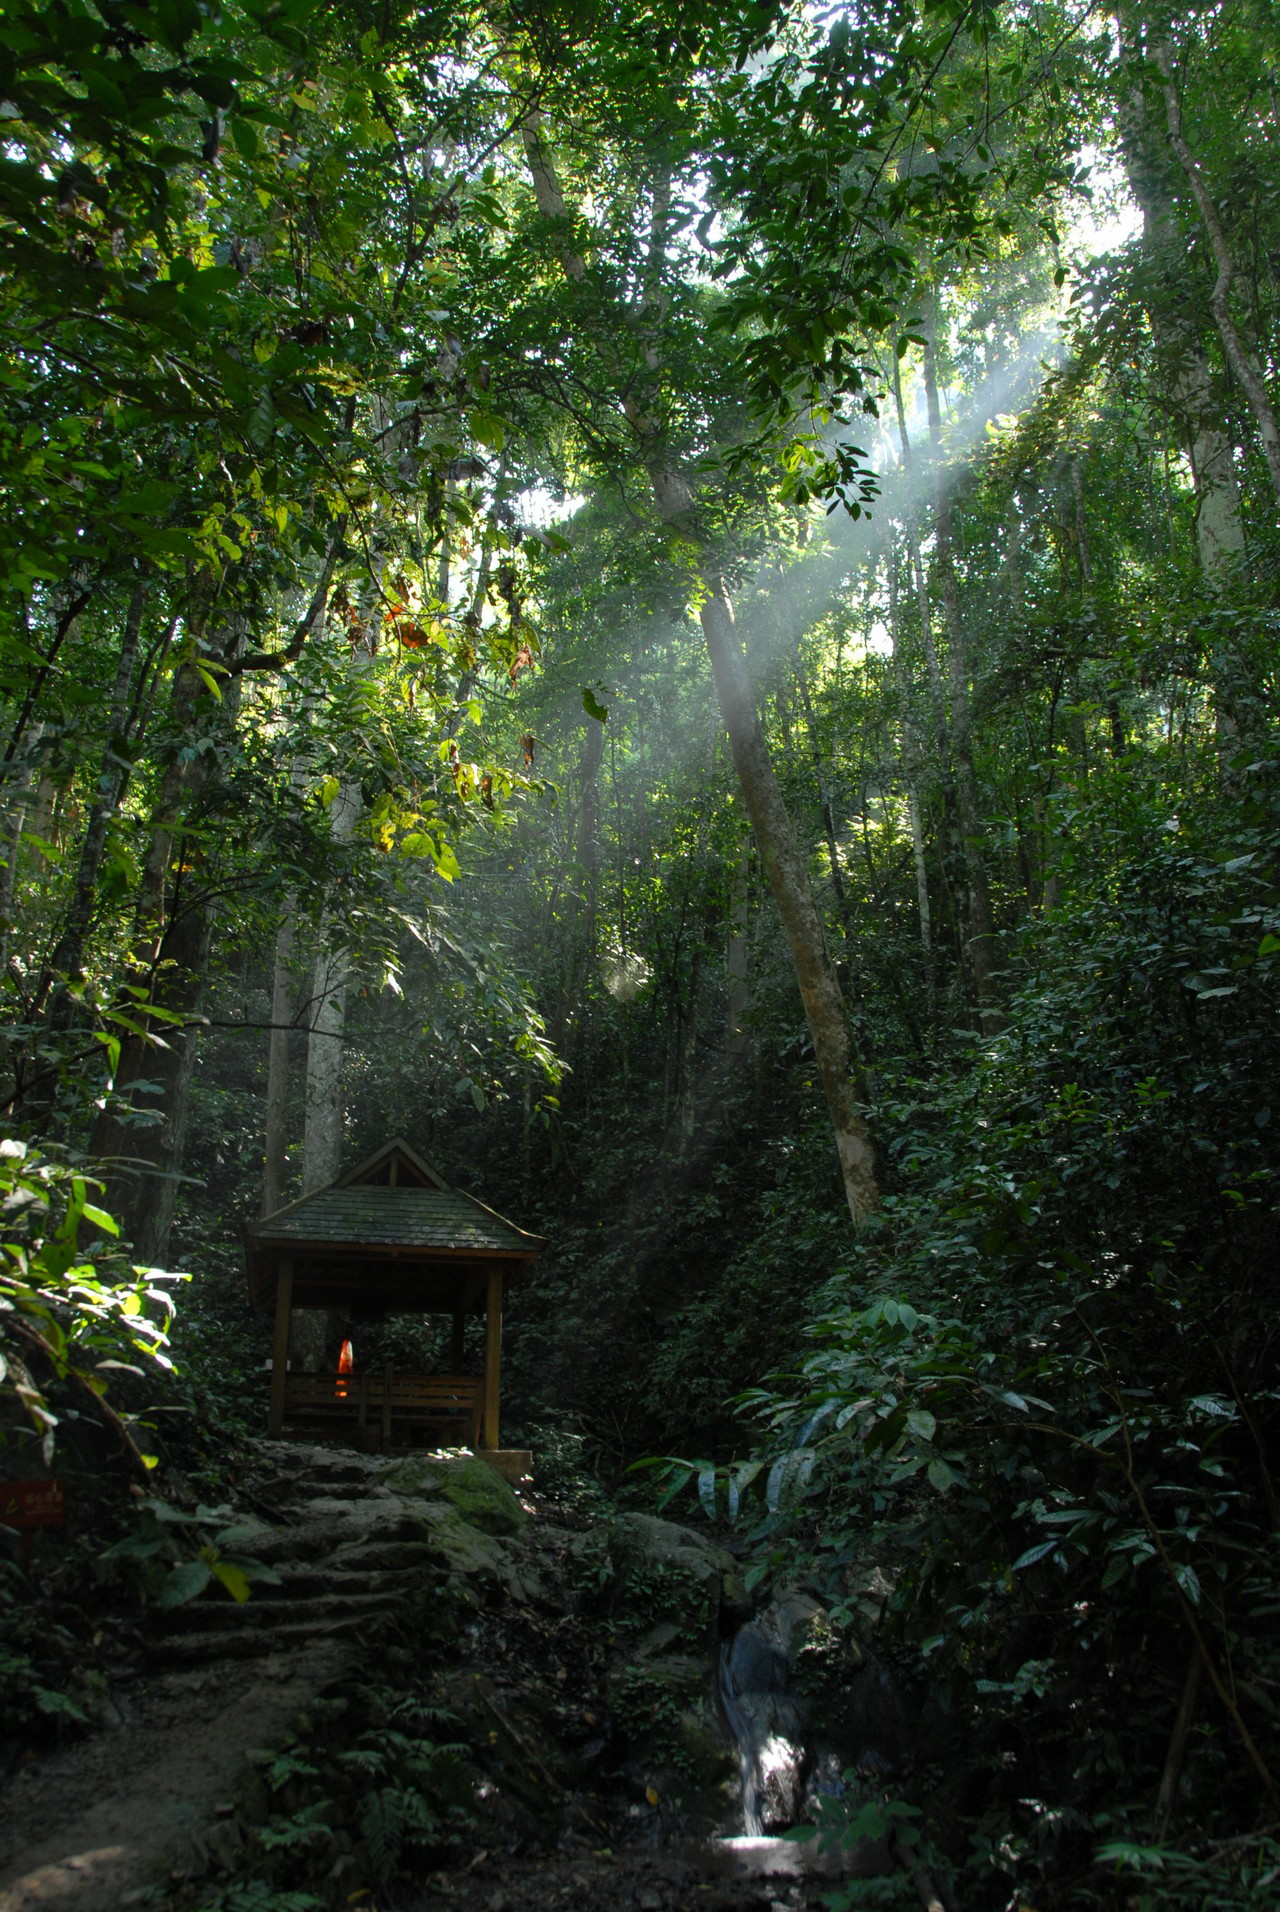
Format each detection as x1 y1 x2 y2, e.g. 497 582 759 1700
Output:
383 1454 526 1535
721 1567 754 1620
612 1514 731 1644
397 1501 511 1580
616 1652 710 1712
674 1711 737 1790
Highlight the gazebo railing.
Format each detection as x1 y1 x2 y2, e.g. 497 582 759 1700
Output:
281 1369 483 1448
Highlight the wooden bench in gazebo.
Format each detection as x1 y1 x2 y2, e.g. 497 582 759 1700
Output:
244 1138 544 1479
281 1371 484 1447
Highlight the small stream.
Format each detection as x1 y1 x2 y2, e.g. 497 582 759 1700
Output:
717 1630 807 1836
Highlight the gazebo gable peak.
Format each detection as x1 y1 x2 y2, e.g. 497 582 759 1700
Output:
335 1136 449 1191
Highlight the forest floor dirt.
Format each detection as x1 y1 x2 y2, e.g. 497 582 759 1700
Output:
401 1840 840 1912
0 1444 887 1912
0 1641 344 1910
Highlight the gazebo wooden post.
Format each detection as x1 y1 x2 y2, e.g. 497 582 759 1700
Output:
483 1267 502 1450
268 1256 294 1437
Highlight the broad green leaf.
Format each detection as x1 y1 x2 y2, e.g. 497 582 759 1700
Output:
158 1559 212 1608
1012 1540 1059 1571
210 1558 251 1603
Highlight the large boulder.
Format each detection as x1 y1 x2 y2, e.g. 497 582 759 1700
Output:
383 1454 527 1537
612 1512 737 1647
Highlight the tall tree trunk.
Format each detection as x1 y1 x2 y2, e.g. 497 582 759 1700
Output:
702 585 877 1222
891 346 953 773
302 778 362 1192
921 307 1003 1034
301 948 348 1187
886 543 933 961
288 778 361 1371
119 862 219 1266
0 724 44 975
1071 458 1126 757
261 911 296 1217
891 345 968 971
725 833 751 1064
1113 12 1255 749
560 718 603 1064
91 647 242 1262
1115 10 1245 583
795 663 919 1063
1156 43 1280 509
886 542 939 1048
519 122 878 1222
94 549 336 1255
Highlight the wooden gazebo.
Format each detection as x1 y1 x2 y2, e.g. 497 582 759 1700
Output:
245 1138 544 1470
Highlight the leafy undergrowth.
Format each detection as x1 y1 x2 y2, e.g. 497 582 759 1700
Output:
0 1334 273 1751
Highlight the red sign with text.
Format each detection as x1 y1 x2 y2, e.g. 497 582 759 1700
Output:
0 1480 65 1530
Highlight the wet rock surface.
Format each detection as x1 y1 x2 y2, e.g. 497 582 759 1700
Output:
719 1591 818 1831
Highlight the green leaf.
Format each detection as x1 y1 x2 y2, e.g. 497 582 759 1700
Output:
215 1518 273 1548
472 411 504 452
582 687 609 723
1173 1562 1201 1606
1096 1842 1172 1872
158 1559 212 1608
1012 1540 1058 1571
247 392 276 449
210 1558 251 1603
727 1460 761 1523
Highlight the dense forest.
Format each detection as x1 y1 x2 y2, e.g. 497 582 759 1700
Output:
2 0 1280 1906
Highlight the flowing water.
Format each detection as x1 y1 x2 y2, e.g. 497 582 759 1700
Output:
717 1632 807 1836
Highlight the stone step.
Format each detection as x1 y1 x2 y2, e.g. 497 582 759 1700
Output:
239 1566 426 1605
252 1451 389 1487
273 1556 436 1596
247 1486 388 1516
148 1615 372 1665
158 1587 408 1635
143 1447 465 1668
244 1517 447 1567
